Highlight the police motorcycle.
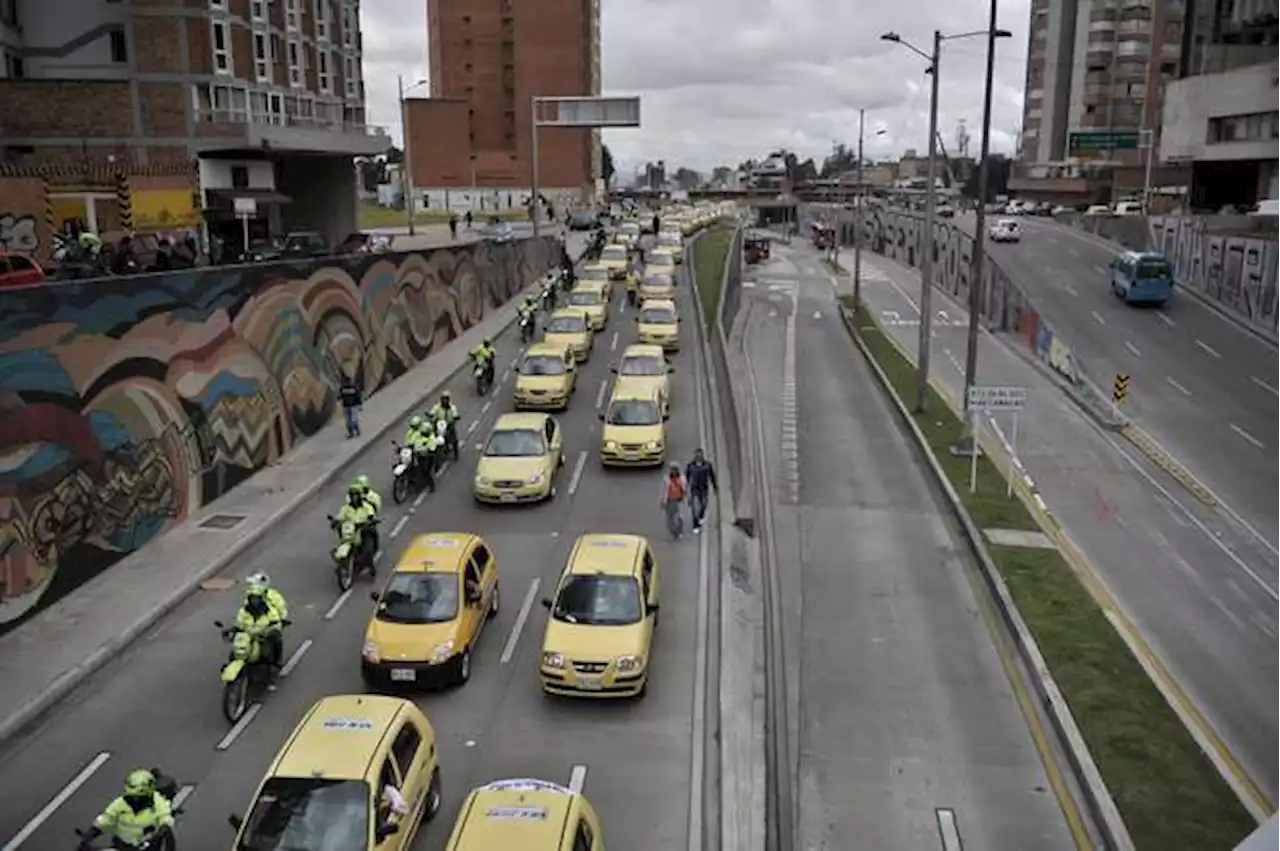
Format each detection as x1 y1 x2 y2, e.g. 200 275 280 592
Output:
471 351 495 396
326 511 380 591
434 413 459 464
213 612 291 724
75 768 184 851
540 272 559 312
519 302 537 342
391 428 436 503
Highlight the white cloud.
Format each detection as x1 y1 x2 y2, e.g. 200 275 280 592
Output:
361 0 1029 176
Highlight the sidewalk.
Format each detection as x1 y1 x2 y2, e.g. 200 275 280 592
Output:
0 234 587 745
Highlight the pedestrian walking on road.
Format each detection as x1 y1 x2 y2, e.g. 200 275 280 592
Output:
338 373 362 438
685 448 718 532
660 463 687 540
465 210 473 230
449 213 459 241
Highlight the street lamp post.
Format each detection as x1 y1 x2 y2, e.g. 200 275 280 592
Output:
852 111 888 315
530 97 542 237
398 75 428 236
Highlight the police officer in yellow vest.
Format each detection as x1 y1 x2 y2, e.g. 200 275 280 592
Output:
79 769 175 850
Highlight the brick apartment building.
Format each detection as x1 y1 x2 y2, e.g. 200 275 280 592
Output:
0 0 386 258
405 0 602 216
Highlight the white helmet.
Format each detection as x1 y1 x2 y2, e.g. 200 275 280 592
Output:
246 572 270 589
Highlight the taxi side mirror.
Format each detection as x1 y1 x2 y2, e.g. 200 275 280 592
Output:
228 814 243 831
610 364 618 373
649 603 660 615
667 365 675 373
598 412 605 421
370 591 380 602
541 597 553 609
663 413 671 421
376 822 400 842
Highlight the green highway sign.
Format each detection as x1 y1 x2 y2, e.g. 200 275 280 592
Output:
1069 131 1140 155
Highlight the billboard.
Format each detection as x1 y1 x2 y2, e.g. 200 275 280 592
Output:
534 96 640 127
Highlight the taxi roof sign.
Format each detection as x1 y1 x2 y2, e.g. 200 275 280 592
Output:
589 539 628 547
321 717 375 730
479 778 572 794
486 805 550 821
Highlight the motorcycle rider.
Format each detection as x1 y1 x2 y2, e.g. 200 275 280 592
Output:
353 475 382 553
405 416 435 492
336 482 377 570
235 584 286 688
470 339 496 390
79 769 175 851
518 296 538 340
430 392 461 460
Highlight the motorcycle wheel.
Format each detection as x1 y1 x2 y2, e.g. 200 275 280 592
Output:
392 473 409 504
335 555 355 592
222 674 250 723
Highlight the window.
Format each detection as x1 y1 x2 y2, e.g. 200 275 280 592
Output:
253 30 270 82
211 20 231 74
342 6 354 46
250 0 266 20
472 543 492 567
231 165 249 189
109 30 127 63
288 38 302 87
345 54 358 97
315 0 330 41
286 0 300 31
574 819 595 851
318 49 330 92
391 723 422 776
1207 111 1280 143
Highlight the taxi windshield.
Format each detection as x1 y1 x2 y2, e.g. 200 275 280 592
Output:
485 429 546 457
601 246 627 263
620 356 665 376
581 266 608 281
521 355 566 376
377 572 459 624
640 307 676 324
621 222 640 234
648 254 674 267
568 290 602 306
607 399 659 426
552 575 642 626
238 777 369 851
546 315 586 333
644 276 673 289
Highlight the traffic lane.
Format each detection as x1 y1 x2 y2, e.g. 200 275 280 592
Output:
856 263 1280 797
785 269 1075 850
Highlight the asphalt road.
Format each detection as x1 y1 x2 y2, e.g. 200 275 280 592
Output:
0 256 712 850
959 212 1279 549
735 247 1077 849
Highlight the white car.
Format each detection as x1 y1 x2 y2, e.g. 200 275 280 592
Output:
989 219 1021 242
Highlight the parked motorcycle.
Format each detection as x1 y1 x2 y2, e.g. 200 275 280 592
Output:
74 768 184 851
391 440 434 503
214 618 289 723
327 514 379 591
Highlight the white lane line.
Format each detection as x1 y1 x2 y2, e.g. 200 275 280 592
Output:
568 764 588 794
594 379 609 410
324 588 354 620
413 490 427 508
1229 423 1264 449
500 578 541 664
1156 311 1176 327
1251 611 1277 640
1091 310 1107 326
2 751 112 851
1210 595 1247 632
215 703 262 751
1062 282 1079 297
1166 376 1192 396
389 515 409 538
1195 339 1221 358
1250 375 1278 397
936 809 963 851
510 356 519 369
465 420 478 436
1093 264 1107 276
481 400 493 414
280 638 313 677
567 450 588 496
500 369 512 384
1124 341 1141 357
610 331 619 351
1069 247 1080 257
172 785 195 810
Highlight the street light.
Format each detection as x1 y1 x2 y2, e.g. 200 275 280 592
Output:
851 111 888 312
881 24 1012 413
398 75 428 236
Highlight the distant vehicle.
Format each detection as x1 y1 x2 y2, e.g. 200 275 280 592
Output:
935 204 956 219
1251 199 1280 216
988 219 1021 243
480 221 516 244
336 232 392 255
1113 201 1144 216
1109 250 1174 306
240 237 284 263
0 251 46 288
280 231 330 259
1084 204 1111 216
567 210 598 231
1050 204 1075 215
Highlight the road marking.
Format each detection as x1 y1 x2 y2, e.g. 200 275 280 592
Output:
389 515 410 538
568 764 588 794
567 450 588 496
481 400 493 414
500 368 512 384
1165 376 1192 396
2 751 112 851
324 588 354 620
1068 247 1080 257
1091 310 1106 325
1093 265 1107 276
1250 375 1278 397
215 703 262 751
610 331 618 350
1124 341 1141 357
1210 595 1247 632
500 578 541 664
1062 283 1079 297
465 420 478 435
1156 311 1176 327
172 785 195 810
935 809 964 851
1251 611 1277 639
413 490 427 508
1229 423 1264 449
1195 339 1221 358
280 638 312 677
594 379 609 410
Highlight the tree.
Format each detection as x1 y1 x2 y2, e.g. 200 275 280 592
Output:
961 154 1012 202
820 143 857 178
602 144 616 187
710 166 733 185
384 145 404 165
796 158 819 181
673 167 703 190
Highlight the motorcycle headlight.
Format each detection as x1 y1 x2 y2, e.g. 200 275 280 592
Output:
646 441 661 451
362 641 381 663
432 640 454 662
616 654 645 673
542 651 565 670
399 448 413 463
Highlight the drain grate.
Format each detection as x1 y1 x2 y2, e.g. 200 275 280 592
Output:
199 513 247 530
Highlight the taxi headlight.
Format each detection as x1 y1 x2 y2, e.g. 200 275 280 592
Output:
604 440 618 450
527 472 544 484
616 654 645 673
432 640 455 662
362 641 381 663
475 475 491 487
646 441 661 451
542 651 565 670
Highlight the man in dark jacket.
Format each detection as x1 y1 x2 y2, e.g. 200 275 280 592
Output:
338 373 362 438
684 448 718 532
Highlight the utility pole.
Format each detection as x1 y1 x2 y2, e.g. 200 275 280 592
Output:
530 97 542 237
915 30 942 413
398 75 418 236
853 108 865 309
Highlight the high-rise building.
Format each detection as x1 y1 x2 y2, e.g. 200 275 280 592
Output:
408 0 602 213
0 0 385 253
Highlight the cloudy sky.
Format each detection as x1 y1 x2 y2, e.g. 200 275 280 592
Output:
362 0 1030 177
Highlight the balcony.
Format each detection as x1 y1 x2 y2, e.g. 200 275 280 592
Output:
194 109 387 156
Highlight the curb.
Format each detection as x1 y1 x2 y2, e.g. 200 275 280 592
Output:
1119 424 1219 507
0 238 574 749
838 305 1136 851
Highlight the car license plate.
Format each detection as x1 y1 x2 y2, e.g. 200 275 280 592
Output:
390 668 416 682
500 493 517 502
577 676 603 691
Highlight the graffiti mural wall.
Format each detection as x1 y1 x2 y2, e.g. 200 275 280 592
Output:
1148 216 1279 337
0 213 39 253
0 236 557 630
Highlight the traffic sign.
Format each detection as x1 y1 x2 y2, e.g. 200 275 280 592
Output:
1069 131 1139 155
1113 373 1131 404
967 385 1027 411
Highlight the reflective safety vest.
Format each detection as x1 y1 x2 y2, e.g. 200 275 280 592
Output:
235 607 279 635
94 795 173 845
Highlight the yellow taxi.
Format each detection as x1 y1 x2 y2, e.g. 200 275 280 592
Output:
618 220 641 246
577 263 613 300
598 242 629 280
444 778 605 850
474 413 565 503
638 273 676 303
514 342 577 411
228 694 442 850
643 247 677 278
635 298 680 352
611 343 672 416
598 386 666 467
362 533 500 687
655 230 684 262
543 308 594 362
565 281 609 330
539 533 660 698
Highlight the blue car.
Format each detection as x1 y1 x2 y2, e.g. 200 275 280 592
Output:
1109 250 1174 306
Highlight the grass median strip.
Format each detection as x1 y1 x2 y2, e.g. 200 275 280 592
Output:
691 226 733 323
357 203 528 230
841 295 1255 851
